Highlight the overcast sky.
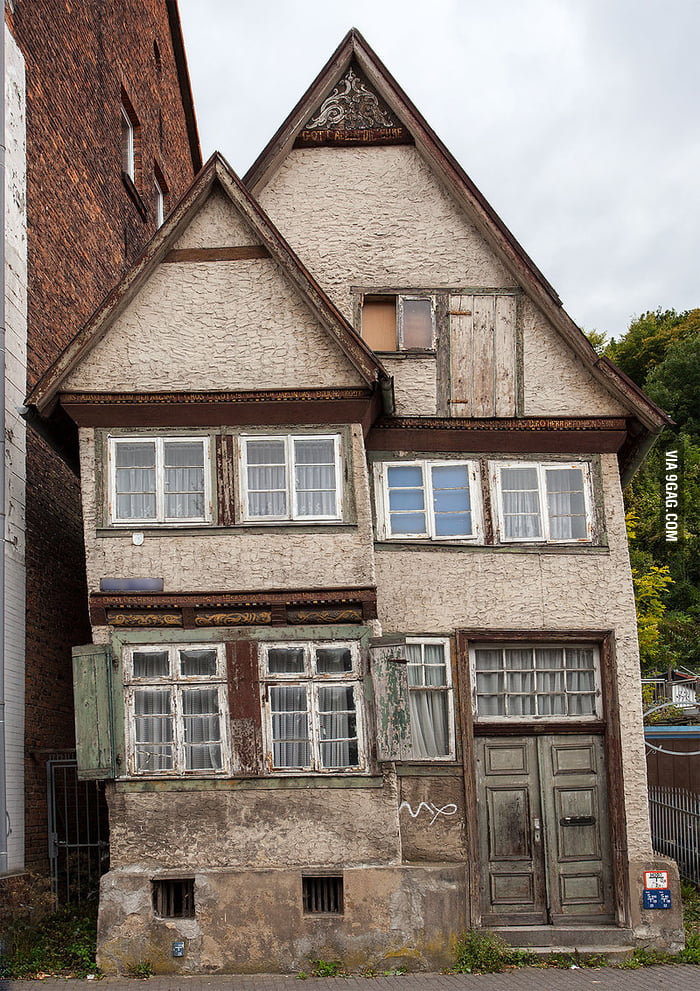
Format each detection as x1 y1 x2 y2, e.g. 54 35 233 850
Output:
178 0 699 340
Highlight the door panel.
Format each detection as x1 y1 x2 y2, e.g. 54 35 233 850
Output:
476 734 614 925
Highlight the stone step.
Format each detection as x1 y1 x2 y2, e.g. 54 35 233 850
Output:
492 925 635 948
521 945 635 964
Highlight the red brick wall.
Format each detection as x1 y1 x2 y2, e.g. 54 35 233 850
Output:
7 0 200 871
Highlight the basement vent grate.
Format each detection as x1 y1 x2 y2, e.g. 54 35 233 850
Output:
152 878 195 918
302 875 344 914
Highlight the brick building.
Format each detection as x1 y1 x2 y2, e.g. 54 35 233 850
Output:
2 0 200 883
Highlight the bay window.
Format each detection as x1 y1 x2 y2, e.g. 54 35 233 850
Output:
260 642 364 771
125 644 229 775
241 434 342 522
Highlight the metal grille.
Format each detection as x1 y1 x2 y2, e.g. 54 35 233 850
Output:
302 875 343 914
649 785 700 884
47 757 109 903
152 878 195 918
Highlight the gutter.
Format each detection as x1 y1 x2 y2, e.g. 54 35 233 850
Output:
1 17 9 874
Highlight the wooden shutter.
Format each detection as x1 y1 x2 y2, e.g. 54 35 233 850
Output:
72 644 116 780
449 293 517 416
226 641 264 774
369 643 413 761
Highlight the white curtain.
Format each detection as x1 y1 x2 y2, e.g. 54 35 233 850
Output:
133 688 173 771
294 438 337 517
318 685 358 768
270 685 311 768
132 650 169 678
182 688 222 771
406 643 450 755
179 648 218 677
115 441 156 519
545 468 586 539
500 467 541 538
164 441 205 519
246 440 287 517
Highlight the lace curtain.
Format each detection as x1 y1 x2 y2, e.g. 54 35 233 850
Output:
115 440 205 520
270 684 358 769
246 438 337 517
406 642 451 757
475 646 596 717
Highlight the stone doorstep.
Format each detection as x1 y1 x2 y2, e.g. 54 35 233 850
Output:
492 926 636 947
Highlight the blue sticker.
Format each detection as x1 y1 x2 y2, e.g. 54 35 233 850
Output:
643 889 672 910
172 941 186 957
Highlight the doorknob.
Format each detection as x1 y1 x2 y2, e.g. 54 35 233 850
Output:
533 817 541 843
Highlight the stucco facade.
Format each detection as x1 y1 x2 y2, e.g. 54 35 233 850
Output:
25 30 680 974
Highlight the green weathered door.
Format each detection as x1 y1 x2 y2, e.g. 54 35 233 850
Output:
476 734 613 924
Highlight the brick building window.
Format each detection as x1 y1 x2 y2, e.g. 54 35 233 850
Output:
120 90 141 187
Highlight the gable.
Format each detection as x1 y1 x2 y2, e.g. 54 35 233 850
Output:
63 190 366 394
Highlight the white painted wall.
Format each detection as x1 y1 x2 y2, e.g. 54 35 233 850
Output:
3 24 27 872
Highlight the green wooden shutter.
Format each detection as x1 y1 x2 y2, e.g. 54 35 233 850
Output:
72 644 116 780
226 641 264 774
370 642 413 761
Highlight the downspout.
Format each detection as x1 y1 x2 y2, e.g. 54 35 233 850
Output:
0 17 9 874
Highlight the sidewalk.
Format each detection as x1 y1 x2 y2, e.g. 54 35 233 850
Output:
3 967 699 991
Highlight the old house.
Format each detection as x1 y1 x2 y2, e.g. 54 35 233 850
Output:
3 0 200 887
24 29 683 973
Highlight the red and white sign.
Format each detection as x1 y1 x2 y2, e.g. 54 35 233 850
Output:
644 870 669 889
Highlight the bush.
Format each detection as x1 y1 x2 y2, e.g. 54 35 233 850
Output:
0 903 98 979
452 930 534 973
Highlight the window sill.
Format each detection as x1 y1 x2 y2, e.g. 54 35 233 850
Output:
121 170 148 220
116 773 383 792
96 522 358 537
375 540 609 554
374 350 436 358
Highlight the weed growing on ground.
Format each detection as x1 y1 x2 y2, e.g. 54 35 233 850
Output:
126 960 155 979
0 902 98 979
310 958 346 977
451 929 535 973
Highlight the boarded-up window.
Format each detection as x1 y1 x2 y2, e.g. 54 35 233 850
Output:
362 296 397 350
362 295 435 351
449 293 517 416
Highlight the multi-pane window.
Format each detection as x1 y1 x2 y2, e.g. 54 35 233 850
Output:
375 460 481 541
405 638 454 758
260 642 364 772
125 645 228 775
491 461 592 542
241 434 342 522
361 294 435 351
473 644 600 719
109 436 210 524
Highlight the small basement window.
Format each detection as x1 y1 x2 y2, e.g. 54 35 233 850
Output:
302 875 344 915
152 878 195 918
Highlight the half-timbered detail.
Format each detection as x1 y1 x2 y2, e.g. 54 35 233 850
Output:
25 28 682 976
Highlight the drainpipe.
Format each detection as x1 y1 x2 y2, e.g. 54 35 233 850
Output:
0 17 9 874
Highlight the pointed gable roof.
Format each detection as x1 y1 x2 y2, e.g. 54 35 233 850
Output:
26 152 389 415
244 28 671 454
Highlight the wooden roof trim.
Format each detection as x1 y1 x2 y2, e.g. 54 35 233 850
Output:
243 29 669 436
26 153 388 414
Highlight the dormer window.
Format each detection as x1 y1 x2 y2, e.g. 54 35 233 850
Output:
361 294 435 351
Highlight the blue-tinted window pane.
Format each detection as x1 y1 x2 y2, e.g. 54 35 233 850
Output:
389 488 425 511
390 512 426 534
387 465 423 487
435 512 472 536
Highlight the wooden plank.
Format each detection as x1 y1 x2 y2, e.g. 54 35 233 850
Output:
72 645 115 780
162 246 270 263
215 434 236 527
494 295 517 416
449 294 473 416
455 631 481 927
369 644 412 761
226 641 264 775
472 295 496 417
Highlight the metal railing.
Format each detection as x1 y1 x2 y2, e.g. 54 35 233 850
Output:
649 785 700 885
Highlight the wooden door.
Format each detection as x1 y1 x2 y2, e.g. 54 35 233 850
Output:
476 734 614 925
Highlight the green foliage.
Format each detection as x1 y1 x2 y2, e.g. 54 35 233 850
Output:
0 903 98 979
310 958 346 977
617 946 676 968
584 328 610 355
606 308 700 385
632 563 674 672
451 930 535 973
126 960 155 979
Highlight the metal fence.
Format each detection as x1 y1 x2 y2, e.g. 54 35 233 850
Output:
649 785 700 885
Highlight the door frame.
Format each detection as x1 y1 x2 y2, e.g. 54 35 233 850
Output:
456 629 630 928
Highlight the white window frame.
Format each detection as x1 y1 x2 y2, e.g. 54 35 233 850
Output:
374 459 482 542
124 643 230 776
490 460 594 543
154 175 165 226
108 435 212 526
405 637 455 760
259 641 365 773
470 642 602 722
121 105 135 180
397 295 436 350
240 433 343 523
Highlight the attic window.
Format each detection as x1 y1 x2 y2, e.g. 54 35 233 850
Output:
361 294 435 351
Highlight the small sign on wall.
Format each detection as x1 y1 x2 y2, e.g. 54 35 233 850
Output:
172 941 185 958
644 870 669 889
643 889 672 910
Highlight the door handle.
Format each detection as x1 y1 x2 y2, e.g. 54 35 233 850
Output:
560 815 596 826
533 817 541 843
